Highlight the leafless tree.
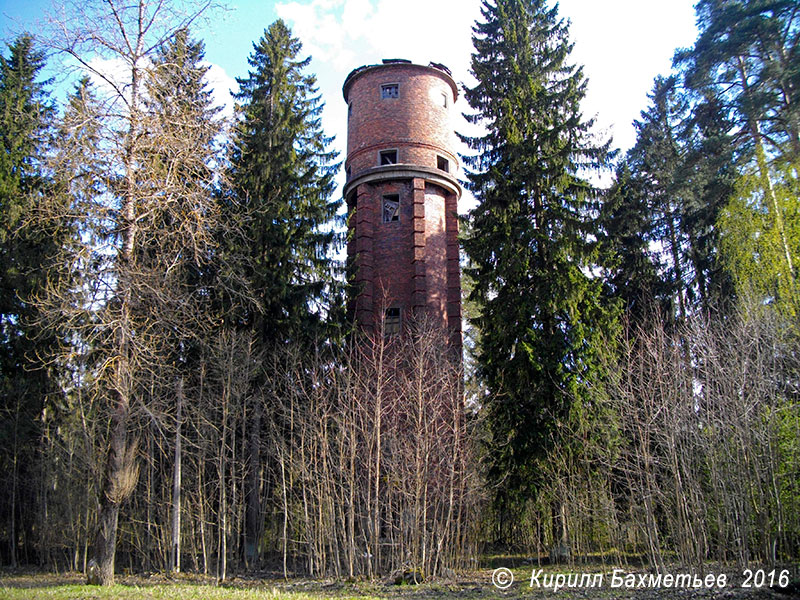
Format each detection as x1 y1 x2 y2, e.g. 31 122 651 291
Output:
601 305 800 567
259 318 483 578
33 0 230 584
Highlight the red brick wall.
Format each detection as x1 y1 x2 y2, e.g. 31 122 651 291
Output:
424 184 447 322
344 63 459 178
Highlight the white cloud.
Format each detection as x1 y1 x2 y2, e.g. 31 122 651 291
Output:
277 0 356 70
85 55 238 119
85 56 135 102
203 61 239 119
275 0 482 209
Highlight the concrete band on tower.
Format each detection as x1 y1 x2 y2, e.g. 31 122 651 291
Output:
343 59 462 351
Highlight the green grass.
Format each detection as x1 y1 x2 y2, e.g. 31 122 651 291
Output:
0 584 309 599
1 581 386 600
0 567 675 600
2 563 793 599
0 573 391 600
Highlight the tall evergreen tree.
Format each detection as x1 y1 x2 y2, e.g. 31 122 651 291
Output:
229 20 341 344
139 26 225 364
461 0 615 544
0 33 57 567
42 75 104 573
608 77 735 322
676 0 800 290
599 163 666 326
676 91 737 313
226 19 341 565
625 76 693 321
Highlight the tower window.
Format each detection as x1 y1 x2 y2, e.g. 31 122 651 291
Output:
437 155 449 172
379 149 397 165
381 83 399 99
382 194 400 223
385 307 401 335
440 92 448 108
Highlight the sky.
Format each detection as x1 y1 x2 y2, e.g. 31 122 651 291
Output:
1 0 700 194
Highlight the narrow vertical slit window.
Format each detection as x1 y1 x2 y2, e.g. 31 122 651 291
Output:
382 194 400 223
385 307 401 335
380 149 397 165
437 155 449 172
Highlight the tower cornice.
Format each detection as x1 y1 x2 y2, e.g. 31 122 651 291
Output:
343 164 462 201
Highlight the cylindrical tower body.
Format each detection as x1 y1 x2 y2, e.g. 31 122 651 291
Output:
343 60 462 347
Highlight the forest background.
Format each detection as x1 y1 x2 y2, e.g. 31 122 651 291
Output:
0 0 798 589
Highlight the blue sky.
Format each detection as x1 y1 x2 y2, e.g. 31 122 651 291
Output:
1 0 699 181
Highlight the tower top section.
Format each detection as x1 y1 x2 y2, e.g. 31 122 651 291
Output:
342 59 460 201
343 60 458 104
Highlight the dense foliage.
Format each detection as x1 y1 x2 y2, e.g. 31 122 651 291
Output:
227 19 343 346
0 33 60 569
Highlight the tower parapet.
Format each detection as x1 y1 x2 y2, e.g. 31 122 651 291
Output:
344 60 462 348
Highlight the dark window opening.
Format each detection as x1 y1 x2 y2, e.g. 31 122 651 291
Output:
381 83 399 99
385 307 401 335
382 194 400 223
440 92 448 108
437 155 449 172
380 149 397 165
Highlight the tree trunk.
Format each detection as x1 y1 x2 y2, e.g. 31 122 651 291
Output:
9 405 19 569
736 56 795 281
244 398 263 567
93 384 134 585
170 377 183 573
217 384 228 583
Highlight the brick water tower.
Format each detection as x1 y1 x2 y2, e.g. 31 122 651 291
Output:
343 59 462 350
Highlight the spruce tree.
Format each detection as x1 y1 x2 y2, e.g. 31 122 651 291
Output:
228 20 341 344
226 19 341 565
138 26 225 354
610 76 735 322
599 163 666 325
461 0 615 543
625 76 693 321
677 92 737 314
0 33 57 566
0 34 54 369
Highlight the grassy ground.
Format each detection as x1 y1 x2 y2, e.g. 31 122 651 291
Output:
0 563 792 600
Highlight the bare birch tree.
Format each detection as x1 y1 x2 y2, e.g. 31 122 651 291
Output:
36 0 227 584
